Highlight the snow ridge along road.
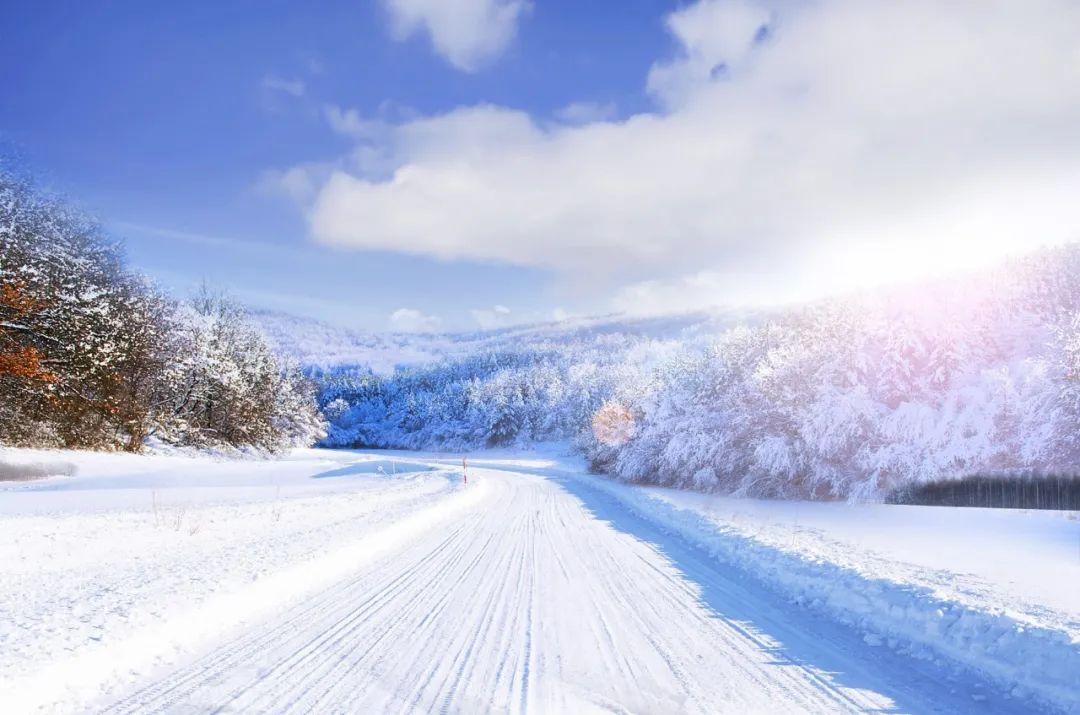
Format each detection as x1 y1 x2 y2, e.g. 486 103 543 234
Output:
99 454 1039 714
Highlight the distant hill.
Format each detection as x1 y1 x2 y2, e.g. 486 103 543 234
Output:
247 307 764 372
276 243 1080 502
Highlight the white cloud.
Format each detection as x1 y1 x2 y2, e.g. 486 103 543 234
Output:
470 304 513 330
647 0 770 108
260 74 306 97
255 162 338 204
553 101 617 125
382 0 530 72
300 0 1080 312
323 104 414 141
612 272 738 317
324 105 376 139
611 268 809 316
389 307 443 332
550 307 572 322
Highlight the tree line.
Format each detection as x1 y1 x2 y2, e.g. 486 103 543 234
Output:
0 167 325 452
313 336 661 452
313 244 1080 502
14 159 1080 500
886 473 1080 510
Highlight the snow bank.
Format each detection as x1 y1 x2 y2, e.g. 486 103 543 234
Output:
644 489 1080 618
575 473 1080 713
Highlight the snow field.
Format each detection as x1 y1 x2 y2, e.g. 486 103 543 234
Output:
103 460 1026 714
0 448 477 712
572 470 1080 713
3 444 1076 713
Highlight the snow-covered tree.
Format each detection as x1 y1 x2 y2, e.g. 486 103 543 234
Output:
0 166 324 453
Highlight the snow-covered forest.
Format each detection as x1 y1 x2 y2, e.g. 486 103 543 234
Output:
307 245 1080 500
313 336 667 451
0 168 325 452
6 160 1080 499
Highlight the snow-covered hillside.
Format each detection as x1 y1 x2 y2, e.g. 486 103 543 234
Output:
249 307 758 372
262 244 1080 502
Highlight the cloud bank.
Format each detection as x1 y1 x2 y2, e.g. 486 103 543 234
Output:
305 0 1080 311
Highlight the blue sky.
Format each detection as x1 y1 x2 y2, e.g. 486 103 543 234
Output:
3 1 1078 331
1 0 672 330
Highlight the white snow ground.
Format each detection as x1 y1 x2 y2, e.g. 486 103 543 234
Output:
0 447 473 712
1 445 1076 713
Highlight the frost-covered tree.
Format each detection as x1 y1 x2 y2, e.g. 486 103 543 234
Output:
295 240 1080 500
0 166 324 452
574 245 1080 500
159 288 325 451
312 340 657 452
0 166 171 448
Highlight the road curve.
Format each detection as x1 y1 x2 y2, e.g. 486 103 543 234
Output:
104 461 1027 714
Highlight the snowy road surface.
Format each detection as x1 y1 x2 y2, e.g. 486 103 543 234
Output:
101 458 1033 714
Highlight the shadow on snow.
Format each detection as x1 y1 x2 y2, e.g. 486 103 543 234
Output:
311 460 434 479
488 459 1026 715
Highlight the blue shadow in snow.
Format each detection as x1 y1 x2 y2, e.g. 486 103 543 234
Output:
490 460 1028 715
312 461 432 479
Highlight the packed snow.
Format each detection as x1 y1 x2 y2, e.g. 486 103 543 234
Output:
574 470 1080 712
0 446 474 712
3 444 1076 713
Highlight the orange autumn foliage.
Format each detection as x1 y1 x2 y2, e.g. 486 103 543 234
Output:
0 345 55 382
1 280 55 384
1 280 39 314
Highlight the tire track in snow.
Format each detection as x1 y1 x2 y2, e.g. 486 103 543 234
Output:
103 461 1036 714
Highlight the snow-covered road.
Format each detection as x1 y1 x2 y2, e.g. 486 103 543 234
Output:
101 458 1032 714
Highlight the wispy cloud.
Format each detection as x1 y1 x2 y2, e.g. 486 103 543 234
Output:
254 163 335 205
260 74 306 97
112 221 311 261
323 105 386 140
